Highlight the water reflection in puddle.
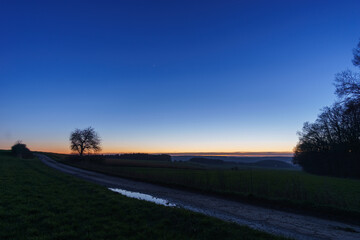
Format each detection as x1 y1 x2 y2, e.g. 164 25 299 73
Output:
109 188 176 207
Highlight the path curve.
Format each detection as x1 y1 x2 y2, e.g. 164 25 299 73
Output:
37 154 360 240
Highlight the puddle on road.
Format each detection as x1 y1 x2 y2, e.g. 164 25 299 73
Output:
109 188 176 207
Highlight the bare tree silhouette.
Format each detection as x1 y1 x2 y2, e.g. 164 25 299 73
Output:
70 127 101 156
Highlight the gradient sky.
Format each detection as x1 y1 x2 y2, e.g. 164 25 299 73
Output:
1 0 360 154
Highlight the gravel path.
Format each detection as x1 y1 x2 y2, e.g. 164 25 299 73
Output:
37 154 360 240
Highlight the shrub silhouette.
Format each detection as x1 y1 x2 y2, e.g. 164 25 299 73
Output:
11 141 34 159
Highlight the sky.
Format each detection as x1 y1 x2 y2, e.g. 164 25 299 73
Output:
1 0 360 155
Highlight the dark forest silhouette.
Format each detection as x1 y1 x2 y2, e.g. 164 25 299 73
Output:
294 41 360 178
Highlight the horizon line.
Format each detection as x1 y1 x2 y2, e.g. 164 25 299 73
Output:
3 149 294 157
101 151 294 157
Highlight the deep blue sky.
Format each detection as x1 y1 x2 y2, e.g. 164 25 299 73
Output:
1 0 360 154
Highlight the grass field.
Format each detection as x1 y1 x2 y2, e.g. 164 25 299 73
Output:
48 153 360 223
0 150 285 240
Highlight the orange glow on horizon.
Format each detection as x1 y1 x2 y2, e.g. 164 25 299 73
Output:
1 140 295 157
10 146 294 157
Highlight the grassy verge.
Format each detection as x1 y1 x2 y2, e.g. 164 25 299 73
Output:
47 153 360 224
0 150 285 240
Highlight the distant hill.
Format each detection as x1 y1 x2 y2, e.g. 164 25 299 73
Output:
189 157 225 165
245 160 294 169
173 156 293 164
176 156 299 170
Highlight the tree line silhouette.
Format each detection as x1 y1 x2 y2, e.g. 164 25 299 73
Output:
293 41 360 178
104 153 171 162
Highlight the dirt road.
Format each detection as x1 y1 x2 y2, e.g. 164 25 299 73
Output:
37 154 360 240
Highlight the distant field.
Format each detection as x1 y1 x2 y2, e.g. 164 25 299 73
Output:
0 150 284 240
47 153 360 222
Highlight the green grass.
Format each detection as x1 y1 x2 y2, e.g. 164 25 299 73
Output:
0 150 285 240
53 154 360 222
